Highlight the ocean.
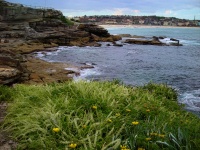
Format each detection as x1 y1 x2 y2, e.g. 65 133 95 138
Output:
36 26 200 116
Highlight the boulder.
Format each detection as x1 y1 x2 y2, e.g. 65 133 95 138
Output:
78 24 110 37
0 50 29 85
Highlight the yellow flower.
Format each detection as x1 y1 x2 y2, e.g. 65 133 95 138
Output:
158 134 165 138
116 113 121 117
150 133 158 136
146 109 150 112
82 125 87 129
146 137 151 141
120 145 130 150
52 127 60 132
138 148 145 150
120 145 127 149
132 121 139 125
92 105 97 109
107 119 112 123
69 143 77 149
126 109 131 112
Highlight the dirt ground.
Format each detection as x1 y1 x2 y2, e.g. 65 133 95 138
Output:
0 102 17 150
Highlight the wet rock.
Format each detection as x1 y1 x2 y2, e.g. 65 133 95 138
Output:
124 39 164 46
113 43 123 47
106 43 111 46
159 36 166 39
170 38 179 41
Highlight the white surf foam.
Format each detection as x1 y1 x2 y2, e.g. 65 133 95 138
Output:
73 67 101 81
180 89 200 112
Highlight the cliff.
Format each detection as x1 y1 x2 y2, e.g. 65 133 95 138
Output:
0 0 121 85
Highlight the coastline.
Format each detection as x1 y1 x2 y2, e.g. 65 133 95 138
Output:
99 24 200 29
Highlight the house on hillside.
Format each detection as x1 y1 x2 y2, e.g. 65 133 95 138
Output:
139 20 144 24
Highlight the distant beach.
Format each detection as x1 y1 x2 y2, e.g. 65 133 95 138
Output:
99 24 200 29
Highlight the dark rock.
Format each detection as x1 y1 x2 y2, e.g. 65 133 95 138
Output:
159 36 166 39
169 43 183 46
170 38 179 41
152 36 159 41
106 43 111 46
124 39 164 46
113 43 123 47
78 24 110 37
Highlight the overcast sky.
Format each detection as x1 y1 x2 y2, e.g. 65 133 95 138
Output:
6 0 200 20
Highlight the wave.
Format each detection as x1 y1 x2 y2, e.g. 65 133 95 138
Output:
74 67 101 81
180 89 200 112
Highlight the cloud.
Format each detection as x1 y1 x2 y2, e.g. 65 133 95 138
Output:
133 10 140 14
6 0 200 19
113 9 124 15
165 10 172 15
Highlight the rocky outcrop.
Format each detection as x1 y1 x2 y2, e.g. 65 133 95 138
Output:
77 24 110 37
0 0 62 21
124 36 182 46
0 0 123 85
0 50 29 84
124 38 165 46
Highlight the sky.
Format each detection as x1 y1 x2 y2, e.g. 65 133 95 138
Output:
6 0 200 20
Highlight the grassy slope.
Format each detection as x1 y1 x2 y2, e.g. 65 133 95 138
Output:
1 81 200 150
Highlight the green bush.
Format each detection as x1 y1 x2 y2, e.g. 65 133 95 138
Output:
1 81 200 149
0 85 14 102
60 15 74 26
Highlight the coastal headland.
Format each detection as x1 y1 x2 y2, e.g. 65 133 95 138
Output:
0 0 121 85
0 1 200 149
0 0 185 85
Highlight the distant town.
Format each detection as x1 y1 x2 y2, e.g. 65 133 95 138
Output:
71 15 200 27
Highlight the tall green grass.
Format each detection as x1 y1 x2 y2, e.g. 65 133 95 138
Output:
1 81 200 150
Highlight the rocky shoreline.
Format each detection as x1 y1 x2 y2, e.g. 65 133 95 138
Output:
0 0 183 85
0 0 122 85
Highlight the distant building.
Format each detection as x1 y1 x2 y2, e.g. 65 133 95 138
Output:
163 21 169 26
139 20 144 24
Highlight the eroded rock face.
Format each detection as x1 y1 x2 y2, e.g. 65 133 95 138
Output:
0 50 29 85
0 0 62 21
78 24 110 37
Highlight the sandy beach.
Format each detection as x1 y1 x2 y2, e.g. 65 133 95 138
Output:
99 24 200 29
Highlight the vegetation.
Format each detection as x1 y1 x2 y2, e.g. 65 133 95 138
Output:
1 81 200 150
60 15 74 26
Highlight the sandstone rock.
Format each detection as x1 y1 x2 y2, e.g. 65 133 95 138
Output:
0 50 29 85
0 67 21 85
0 0 62 21
25 27 47 40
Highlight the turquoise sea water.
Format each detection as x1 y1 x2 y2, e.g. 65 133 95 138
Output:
36 26 200 115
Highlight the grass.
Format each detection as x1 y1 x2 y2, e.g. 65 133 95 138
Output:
1 81 200 150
